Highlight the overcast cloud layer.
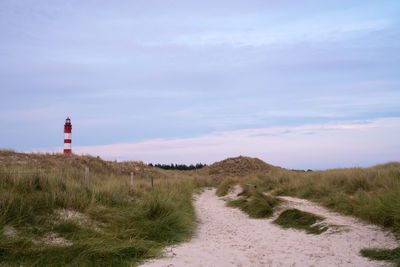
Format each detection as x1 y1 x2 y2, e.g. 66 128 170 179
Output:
1 0 399 169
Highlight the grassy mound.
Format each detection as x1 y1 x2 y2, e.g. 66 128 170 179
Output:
0 151 213 266
0 150 152 175
216 178 236 197
227 188 281 218
361 247 400 266
243 162 400 234
273 209 327 234
206 156 276 179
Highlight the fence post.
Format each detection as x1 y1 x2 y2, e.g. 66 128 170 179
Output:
151 176 154 188
130 172 133 187
85 167 89 189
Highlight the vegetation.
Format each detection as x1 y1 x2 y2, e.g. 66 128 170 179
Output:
1 151 400 266
0 150 214 266
205 156 277 180
240 163 400 235
237 162 400 265
227 187 281 218
273 209 328 234
148 163 207 171
216 178 236 197
360 247 400 266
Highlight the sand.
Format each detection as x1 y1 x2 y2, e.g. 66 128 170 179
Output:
140 188 398 267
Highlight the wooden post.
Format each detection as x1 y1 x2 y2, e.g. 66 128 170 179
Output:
130 172 134 187
245 183 256 189
85 167 89 189
151 176 154 188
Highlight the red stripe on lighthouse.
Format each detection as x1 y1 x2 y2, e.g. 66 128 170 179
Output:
64 117 72 154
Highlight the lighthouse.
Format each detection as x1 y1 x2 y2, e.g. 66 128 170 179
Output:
64 117 72 154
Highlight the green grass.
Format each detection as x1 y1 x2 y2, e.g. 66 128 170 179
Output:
216 178 236 197
273 209 328 234
242 162 400 234
360 247 400 266
0 152 215 267
227 187 281 218
2 151 400 266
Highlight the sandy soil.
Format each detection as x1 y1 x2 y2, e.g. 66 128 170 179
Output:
140 187 398 267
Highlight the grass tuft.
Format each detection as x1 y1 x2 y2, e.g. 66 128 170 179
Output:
273 209 328 234
216 178 236 197
228 188 280 218
243 162 400 234
360 247 400 266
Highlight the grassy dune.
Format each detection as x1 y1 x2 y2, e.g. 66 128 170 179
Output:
241 163 400 235
1 151 399 265
239 163 400 265
0 151 213 266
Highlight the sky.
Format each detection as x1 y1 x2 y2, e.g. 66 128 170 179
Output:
1 0 399 169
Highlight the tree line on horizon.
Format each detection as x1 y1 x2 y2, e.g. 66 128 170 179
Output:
148 163 207 170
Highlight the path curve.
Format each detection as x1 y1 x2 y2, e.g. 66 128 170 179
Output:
140 188 398 267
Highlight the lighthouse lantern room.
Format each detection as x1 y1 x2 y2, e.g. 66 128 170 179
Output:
64 117 72 154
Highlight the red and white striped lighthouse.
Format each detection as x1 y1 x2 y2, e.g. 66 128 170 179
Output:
64 117 72 154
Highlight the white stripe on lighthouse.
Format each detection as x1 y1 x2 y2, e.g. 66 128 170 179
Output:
64 143 72 149
64 133 71 139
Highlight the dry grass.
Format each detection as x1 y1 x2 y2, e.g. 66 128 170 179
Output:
0 150 215 266
2 150 399 265
202 156 278 181
238 163 400 234
235 162 400 265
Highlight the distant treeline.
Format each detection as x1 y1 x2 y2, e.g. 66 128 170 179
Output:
148 163 207 170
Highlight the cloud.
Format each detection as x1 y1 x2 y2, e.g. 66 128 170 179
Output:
36 117 400 170
3 1 400 161
173 18 393 47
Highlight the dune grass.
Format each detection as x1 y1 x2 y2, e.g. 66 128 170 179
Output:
360 247 400 266
241 163 400 265
273 209 328 234
242 163 400 234
1 151 399 265
227 186 281 218
216 178 236 197
0 153 214 266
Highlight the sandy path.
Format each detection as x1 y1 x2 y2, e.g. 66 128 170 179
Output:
140 188 398 267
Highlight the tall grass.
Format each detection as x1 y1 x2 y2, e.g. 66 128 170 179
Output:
216 178 236 197
227 186 281 218
0 153 213 266
2 151 399 265
242 163 400 234
239 163 400 265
